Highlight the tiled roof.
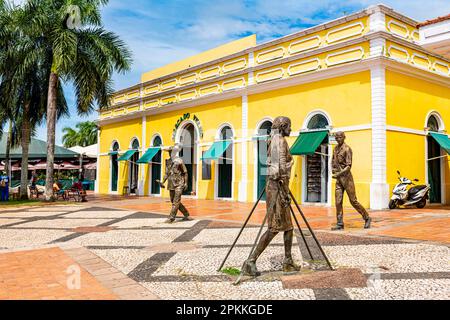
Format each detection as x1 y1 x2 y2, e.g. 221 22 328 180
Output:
417 14 450 27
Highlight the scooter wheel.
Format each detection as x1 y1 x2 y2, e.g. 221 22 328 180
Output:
389 200 398 210
416 199 426 209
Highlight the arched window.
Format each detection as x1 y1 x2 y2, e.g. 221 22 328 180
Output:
257 120 273 200
218 126 233 198
427 115 440 132
150 136 163 195
129 139 140 194
307 114 329 130
111 142 119 192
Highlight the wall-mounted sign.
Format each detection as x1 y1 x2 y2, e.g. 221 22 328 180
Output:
172 113 204 141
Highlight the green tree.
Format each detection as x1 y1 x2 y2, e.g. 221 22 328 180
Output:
0 1 69 199
62 121 98 148
21 0 131 200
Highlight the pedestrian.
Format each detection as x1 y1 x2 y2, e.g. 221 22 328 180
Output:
0 171 10 202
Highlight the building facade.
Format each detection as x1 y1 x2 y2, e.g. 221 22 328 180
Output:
96 4 450 209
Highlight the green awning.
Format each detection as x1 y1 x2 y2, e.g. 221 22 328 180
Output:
137 147 160 164
430 132 450 154
202 141 232 160
108 151 119 156
118 149 138 161
290 130 328 156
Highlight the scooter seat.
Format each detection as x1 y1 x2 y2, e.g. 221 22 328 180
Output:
408 185 427 195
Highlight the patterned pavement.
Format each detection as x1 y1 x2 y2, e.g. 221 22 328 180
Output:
0 203 449 300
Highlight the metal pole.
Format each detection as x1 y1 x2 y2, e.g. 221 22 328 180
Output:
289 190 334 270
289 205 314 261
233 210 269 286
217 187 266 272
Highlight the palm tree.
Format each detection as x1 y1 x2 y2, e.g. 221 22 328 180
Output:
0 1 69 199
62 127 79 148
62 121 98 148
21 0 131 200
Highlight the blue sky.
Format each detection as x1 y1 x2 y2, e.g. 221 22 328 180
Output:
25 0 449 145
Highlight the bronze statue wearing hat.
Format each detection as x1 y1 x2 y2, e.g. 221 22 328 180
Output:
242 116 301 276
331 132 371 230
157 144 192 223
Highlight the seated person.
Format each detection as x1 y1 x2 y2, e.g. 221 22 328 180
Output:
71 178 87 202
53 180 66 199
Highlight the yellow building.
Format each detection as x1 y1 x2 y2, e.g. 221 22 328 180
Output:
96 4 450 209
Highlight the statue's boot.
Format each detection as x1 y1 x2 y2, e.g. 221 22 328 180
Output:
241 230 277 277
283 257 301 273
331 214 344 230
241 259 260 277
283 230 301 273
364 217 372 229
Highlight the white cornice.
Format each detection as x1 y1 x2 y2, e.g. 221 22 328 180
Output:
97 57 449 127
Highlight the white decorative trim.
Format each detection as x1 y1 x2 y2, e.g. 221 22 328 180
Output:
126 105 140 114
222 58 247 74
387 45 410 63
239 95 249 202
326 22 365 44
160 95 178 105
112 108 125 117
369 10 385 32
161 78 178 91
387 19 410 39
432 61 450 76
255 68 285 83
370 38 386 57
178 89 198 102
144 99 160 109
98 58 450 127
386 125 426 136
333 124 372 133
325 46 365 66
287 58 321 76
199 84 221 97
411 30 420 42
139 115 146 196
411 53 431 70
288 36 321 55
370 65 389 209
256 47 286 64
144 84 160 96
199 66 221 80
302 110 333 129
95 129 100 193
222 77 246 92
179 73 198 86
425 111 446 131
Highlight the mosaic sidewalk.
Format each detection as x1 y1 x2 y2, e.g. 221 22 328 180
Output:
0 204 448 300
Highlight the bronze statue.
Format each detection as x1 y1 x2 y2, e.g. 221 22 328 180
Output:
331 132 371 230
158 144 192 223
242 116 301 276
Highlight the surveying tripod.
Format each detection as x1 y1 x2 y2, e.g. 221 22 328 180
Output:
217 186 334 285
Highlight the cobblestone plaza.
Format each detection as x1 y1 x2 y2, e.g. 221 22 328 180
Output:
0 200 448 300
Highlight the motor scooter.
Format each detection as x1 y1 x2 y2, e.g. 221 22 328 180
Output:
389 171 430 209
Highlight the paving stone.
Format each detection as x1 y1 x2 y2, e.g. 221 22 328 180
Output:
282 268 367 289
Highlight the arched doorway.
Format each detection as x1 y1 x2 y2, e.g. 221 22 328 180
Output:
217 126 233 198
111 142 119 192
427 115 442 203
129 139 140 194
179 123 197 196
257 120 272 201
304 114 329 203
150 136 163 195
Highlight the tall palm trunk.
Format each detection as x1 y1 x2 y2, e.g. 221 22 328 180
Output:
20 101 31 200
4 122 12 180
44 72 58 201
